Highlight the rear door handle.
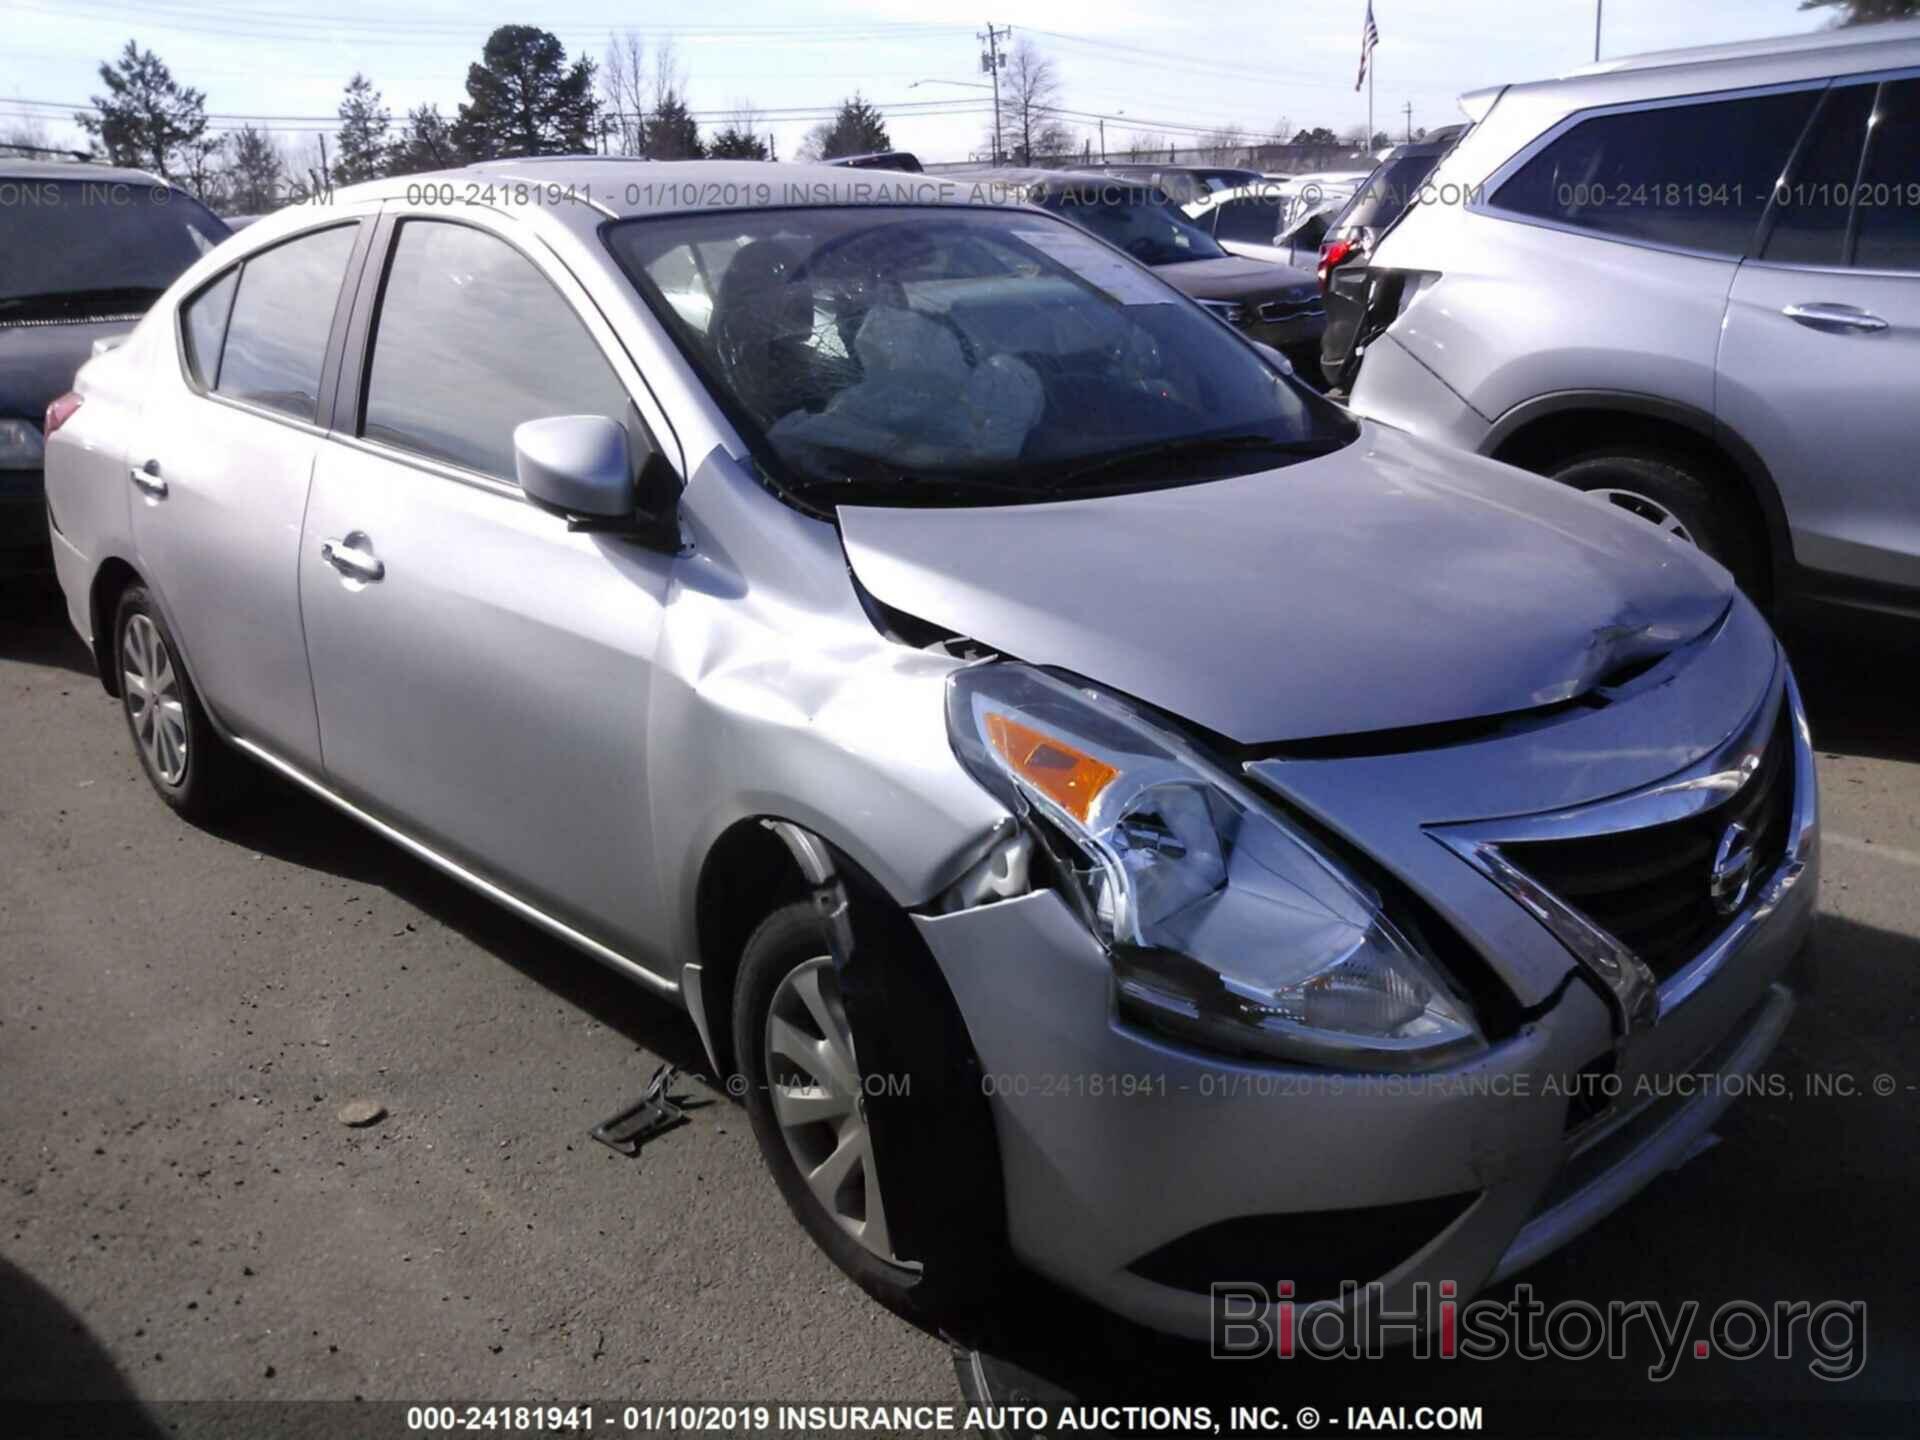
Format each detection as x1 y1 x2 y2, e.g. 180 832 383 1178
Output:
319 534 385 583
129 459 167 498
1782 302 1889 334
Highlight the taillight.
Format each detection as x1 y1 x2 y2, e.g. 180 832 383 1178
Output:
1316 239 1358 291
45 391 82 437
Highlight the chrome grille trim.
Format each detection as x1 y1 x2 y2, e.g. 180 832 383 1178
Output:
1430 658 1815 1036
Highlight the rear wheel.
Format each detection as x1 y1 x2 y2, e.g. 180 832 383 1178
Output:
1550 449 1765 596
113 585 249 819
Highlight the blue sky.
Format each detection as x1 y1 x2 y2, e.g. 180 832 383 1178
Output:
2 0 1827 168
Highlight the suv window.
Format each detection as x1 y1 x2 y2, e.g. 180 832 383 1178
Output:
1856 78 1920 272
1762 84 1877 268
0 178 227 318
1493 89 1820 255
1215 196 1284 245
181 269 238 389
216 224 358 422
361 220 630 482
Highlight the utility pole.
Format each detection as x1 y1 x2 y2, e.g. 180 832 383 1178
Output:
979 23 1009 165
1594 0 1603 62
1403 100 1413 144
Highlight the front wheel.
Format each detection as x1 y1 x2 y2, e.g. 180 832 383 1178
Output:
733 902 924 1308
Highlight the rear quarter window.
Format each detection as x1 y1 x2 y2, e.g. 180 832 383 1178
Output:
180 270 238 389
214 223 358 422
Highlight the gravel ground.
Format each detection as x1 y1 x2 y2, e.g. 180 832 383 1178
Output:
2 577 1916 1436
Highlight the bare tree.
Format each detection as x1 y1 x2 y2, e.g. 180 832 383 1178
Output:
1199 124 1247 166
796 119 834 162
0 116 57 157
600 29 647 153
1123 130 1170 163
999 36 1075 165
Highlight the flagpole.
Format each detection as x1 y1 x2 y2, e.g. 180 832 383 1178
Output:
1368 65 1374 153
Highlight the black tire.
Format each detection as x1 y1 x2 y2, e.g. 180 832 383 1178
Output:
112 584 250 820
1551 449 1765 596
733 901 928 1311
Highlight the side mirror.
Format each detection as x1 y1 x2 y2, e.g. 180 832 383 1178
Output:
514 414 680 543
515 415 633 518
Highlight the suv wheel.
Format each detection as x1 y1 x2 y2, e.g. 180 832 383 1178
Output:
1551 450 1763 594
113 585 249 819
733 901 925 1308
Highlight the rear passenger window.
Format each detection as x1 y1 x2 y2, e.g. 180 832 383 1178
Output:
180 269 238 389
1762 85 1875 268
360 220 630 482
1492 90 1820 256
1855 78 1920 272
1216 198 1283 245
216 224 358 421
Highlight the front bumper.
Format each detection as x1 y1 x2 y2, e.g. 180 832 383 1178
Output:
914 674 1819 1342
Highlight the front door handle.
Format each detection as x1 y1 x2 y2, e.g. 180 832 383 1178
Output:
319 533 385 583
129 459 167 498
1782 302 1889 334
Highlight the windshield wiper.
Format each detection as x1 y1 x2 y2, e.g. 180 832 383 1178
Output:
784 471 1056 508
1053 432 1345 486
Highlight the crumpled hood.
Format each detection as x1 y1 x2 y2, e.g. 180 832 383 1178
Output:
1156 254 1318 301
840 422 1734 745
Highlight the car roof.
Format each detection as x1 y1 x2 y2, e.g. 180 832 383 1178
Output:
340 157 1022 221
1441 18 1920 190
1570 16 1920 79
0 158 172 186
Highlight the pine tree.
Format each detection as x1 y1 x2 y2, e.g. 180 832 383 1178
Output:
334 73 391 184
453 26 598 160
76 40 209 180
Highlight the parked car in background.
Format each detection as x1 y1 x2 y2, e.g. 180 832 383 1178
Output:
1099 163 1264 204
1317 126 1469 390
824 151 924 173
43 158 1816 1344
1183 172 1373 268
0 160 229 574
1349 22 1920 610
999 169 1326 371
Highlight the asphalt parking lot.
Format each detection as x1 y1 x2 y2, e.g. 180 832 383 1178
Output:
3 574 1917 1435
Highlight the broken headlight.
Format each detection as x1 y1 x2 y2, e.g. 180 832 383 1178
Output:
947 664 1480 1070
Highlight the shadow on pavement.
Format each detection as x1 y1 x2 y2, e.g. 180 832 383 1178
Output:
0 575 97 681
0 1256 166 1437
204 778 718 1084
1778 606 1920 765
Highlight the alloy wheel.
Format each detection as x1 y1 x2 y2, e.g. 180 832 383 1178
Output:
1590 487 1696 545
123 612 189 786
763 955 903 1265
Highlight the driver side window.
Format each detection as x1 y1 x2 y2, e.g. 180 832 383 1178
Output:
360 219 631 483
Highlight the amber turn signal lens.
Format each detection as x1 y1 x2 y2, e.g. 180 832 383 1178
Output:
983 712 1118 823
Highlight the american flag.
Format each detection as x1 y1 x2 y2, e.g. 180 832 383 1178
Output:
1355 1 1380 92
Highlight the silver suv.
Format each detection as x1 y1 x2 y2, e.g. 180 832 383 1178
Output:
1349 21 1920 611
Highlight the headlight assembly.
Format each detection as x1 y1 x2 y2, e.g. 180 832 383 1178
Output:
947 663 1481 1070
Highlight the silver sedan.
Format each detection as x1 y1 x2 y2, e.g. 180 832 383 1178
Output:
43 160 1816 1342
